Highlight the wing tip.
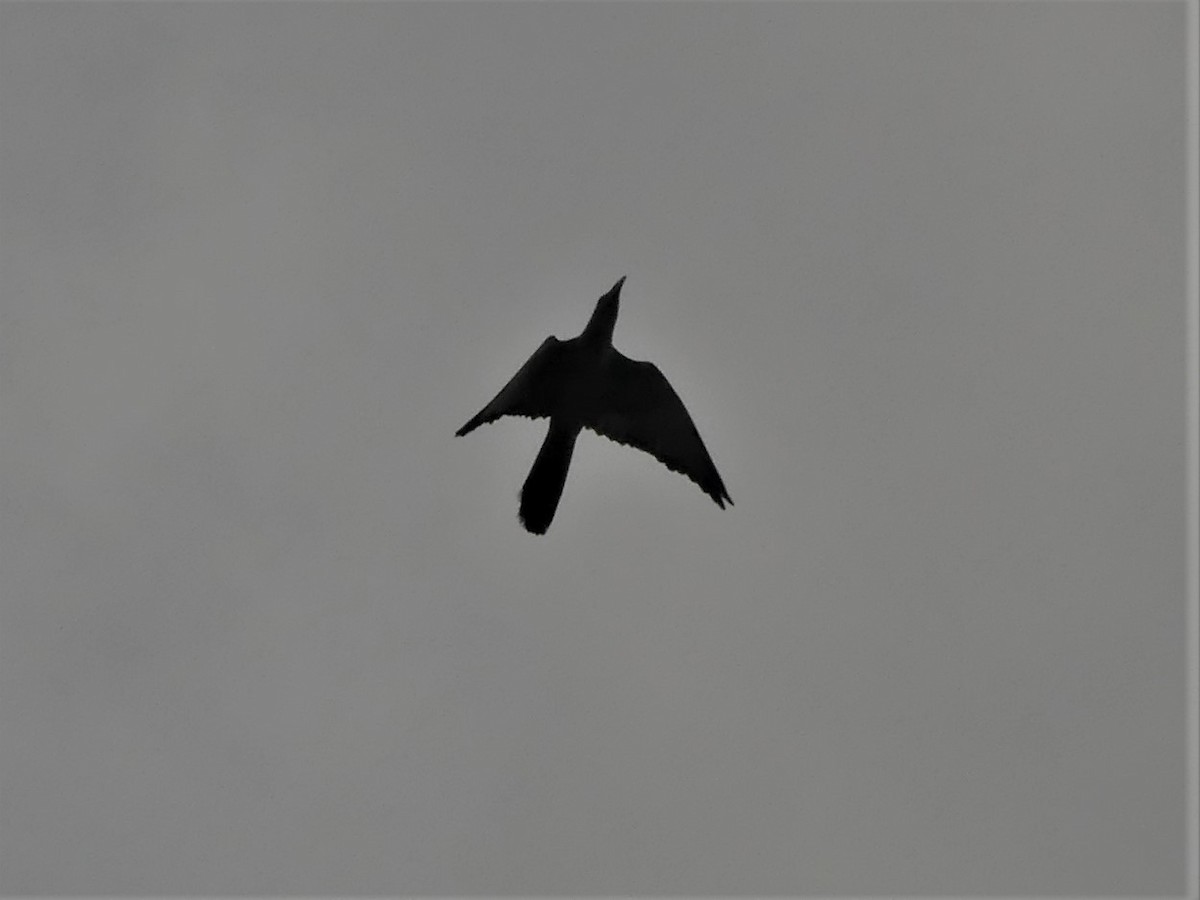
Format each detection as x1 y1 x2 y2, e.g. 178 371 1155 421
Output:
458 411 554 438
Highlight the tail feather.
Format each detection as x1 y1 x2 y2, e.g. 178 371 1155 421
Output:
519 421 579 534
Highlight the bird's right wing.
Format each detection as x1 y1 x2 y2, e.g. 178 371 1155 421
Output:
455 336 566 436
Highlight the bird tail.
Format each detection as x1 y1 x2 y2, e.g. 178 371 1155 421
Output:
519 421 579 534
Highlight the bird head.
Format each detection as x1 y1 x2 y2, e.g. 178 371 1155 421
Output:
583 276 626 346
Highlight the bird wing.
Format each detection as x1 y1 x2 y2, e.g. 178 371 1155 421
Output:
455 336 566 436
585 351 731 508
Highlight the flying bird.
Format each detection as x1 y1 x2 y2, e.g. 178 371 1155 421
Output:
456 276 731 533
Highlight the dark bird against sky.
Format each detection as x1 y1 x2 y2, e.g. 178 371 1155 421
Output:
456 277 732 534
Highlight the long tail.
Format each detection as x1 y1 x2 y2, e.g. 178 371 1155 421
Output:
519 420 579 534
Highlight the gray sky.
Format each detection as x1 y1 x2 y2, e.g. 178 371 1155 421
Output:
0 1 1190 895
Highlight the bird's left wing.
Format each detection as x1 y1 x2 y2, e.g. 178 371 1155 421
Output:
456 336 566 436
585 351 732 508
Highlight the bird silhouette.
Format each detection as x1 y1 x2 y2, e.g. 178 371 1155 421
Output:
456 276 731 533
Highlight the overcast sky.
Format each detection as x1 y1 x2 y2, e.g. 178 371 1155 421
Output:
0 1 1190 895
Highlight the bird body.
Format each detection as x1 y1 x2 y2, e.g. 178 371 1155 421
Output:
457 277 730 533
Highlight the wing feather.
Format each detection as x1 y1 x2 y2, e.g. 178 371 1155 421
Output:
585 352 731 507
455 336 566 436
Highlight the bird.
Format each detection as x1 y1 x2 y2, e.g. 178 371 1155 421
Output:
456 276 731 534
